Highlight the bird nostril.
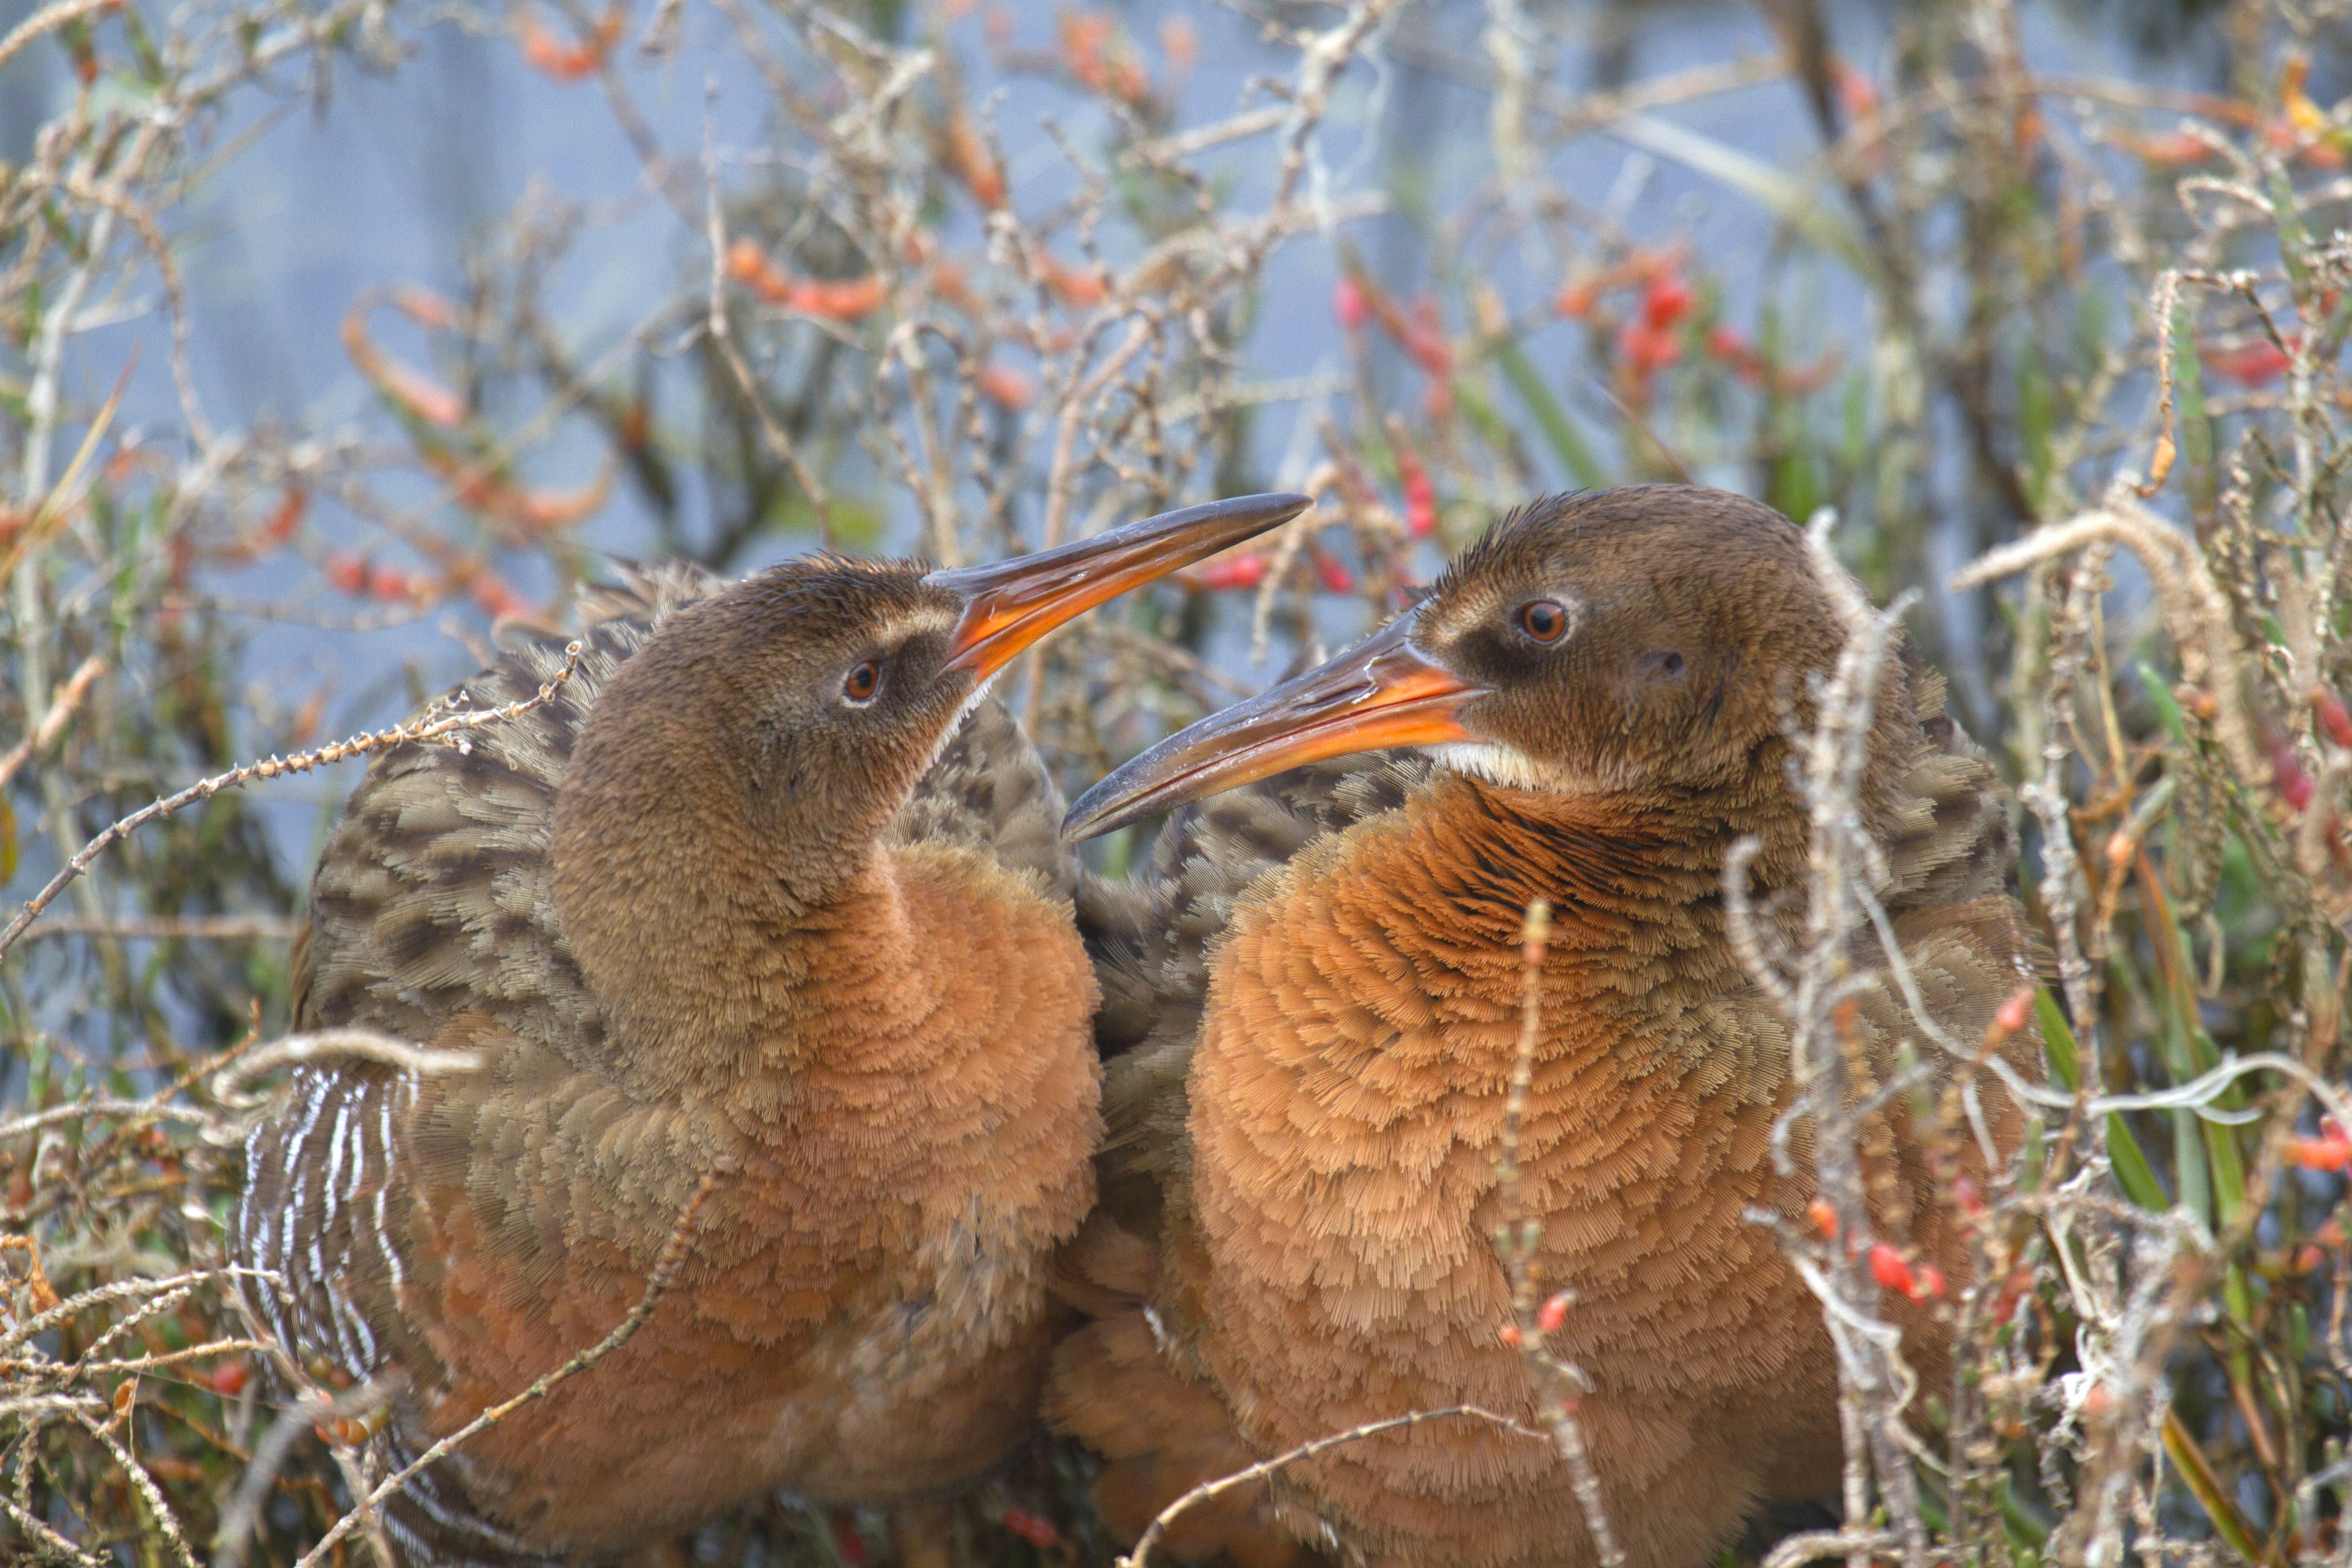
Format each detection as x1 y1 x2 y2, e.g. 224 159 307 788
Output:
1303 687 1357 715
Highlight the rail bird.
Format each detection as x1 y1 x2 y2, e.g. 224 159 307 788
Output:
1050 486 2036 1568
234 493 1308 1566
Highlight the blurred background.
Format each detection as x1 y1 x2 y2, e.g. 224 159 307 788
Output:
0 0 2283 1039
11 0 2352 1562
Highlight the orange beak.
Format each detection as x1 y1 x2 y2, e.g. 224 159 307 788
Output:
1061 611 1490 840
925 493 1310 682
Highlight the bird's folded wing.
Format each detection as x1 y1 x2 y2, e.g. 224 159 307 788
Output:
239 1015 740 1408
236 1061 446 1395
1883 659 2017 911
564 558 727 632
292 616 652 1067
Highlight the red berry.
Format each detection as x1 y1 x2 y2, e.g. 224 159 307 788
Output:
2270 733 2316 812
1313 549 1354 594
828 1510 868 1568
1554 279 1598 319
471 578 527 618
2316 688 2352 750
2287 1136 2352 1171
1910 1265 1947 1302
1497 1323 1524 1347
1002 1509 1060 1549
2206 338 2292 387
1641 274 1692 330
1333 275 1371 332
2286 768 2317 811
210 1358 250 1396
1396 446 1437 538
264 489 307 543
1200 553 1268 592
1536 1291 1571 1334
1952 1175 1983 1216
977 363 1036 410
1994 985 2034 1036
1868 1244 1913 1294
1385 296 1453 379
325 554 367 596
1616 321 1681 373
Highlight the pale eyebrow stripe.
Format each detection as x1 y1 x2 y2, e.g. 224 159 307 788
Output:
872 605 962 649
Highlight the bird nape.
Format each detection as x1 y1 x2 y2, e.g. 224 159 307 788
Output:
1050 485 2038 1568
233 493 1306 1568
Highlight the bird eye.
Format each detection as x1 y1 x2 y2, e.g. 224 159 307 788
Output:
1519 600 1569 643
842 660 882 705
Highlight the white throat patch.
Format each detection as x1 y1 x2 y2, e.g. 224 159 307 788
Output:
1426 740 1557 792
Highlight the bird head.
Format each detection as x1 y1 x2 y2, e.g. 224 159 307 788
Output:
554 493 1307 926
1063 486 1896 841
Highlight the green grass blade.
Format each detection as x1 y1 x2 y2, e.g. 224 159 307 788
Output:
2037 990 2167 1210
1494 340 1607 489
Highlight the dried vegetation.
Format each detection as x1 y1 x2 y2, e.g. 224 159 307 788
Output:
8 0 2352 1563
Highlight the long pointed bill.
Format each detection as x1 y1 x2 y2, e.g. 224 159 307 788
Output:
1062 612 1491 841
926 493 1311 682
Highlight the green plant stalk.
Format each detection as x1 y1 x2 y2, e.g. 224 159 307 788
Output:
2016 346 2054 515
2138 863 2250 1196
2138 662 2188 746
2036 990 2165 1209
1491 341 1607 490
2171 1105 2214 1227
2000 1473 2049 1549
2269 166 2315 298
1450 377 1528 472
2163 1408 2277 1566
1916 1457 2053 1555
2133 859 2266 1349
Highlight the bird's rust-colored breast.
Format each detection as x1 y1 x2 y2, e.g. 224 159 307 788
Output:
1176 777 2026 1568
395 839 1103 1545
